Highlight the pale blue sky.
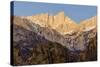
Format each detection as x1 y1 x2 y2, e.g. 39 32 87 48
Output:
11 1 97 23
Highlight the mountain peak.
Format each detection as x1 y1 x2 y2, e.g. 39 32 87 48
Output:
22 12 97 35
56 11 65 16
79 16 97 31
24 12 78 35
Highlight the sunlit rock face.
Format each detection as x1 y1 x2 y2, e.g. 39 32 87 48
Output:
24 12 80 35
79 16 97 31
24 12 97 35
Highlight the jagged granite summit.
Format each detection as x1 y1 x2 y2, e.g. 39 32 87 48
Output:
23 12 79 35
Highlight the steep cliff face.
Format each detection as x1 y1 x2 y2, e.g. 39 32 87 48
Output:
79 16 97 31
12 12 97 65
25 12 97 35
14 13 97 51
25 12 79 35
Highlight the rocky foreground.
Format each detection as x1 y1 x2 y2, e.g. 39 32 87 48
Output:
11 12 97 65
